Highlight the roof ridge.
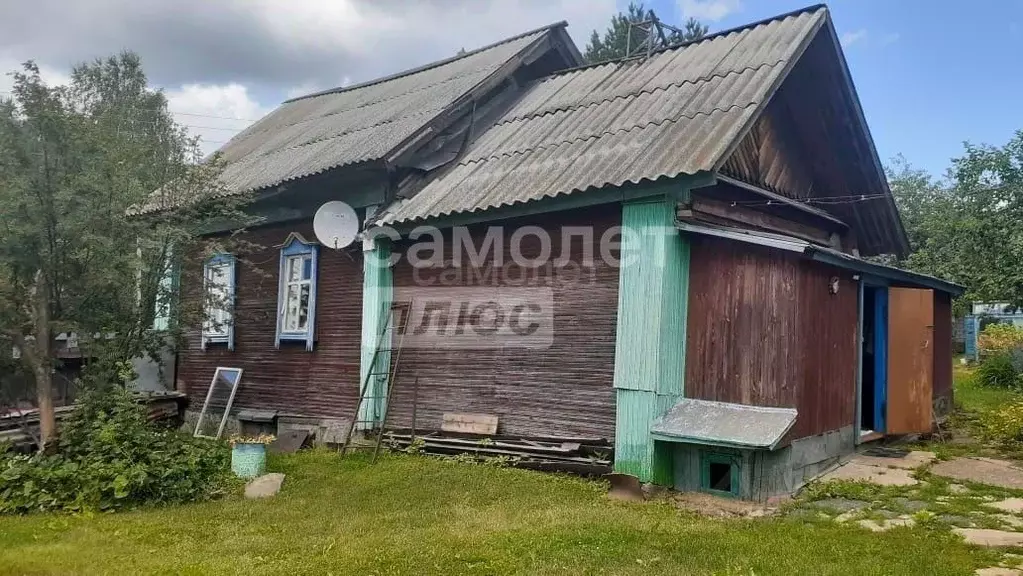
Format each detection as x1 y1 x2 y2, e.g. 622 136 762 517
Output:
285 21 568 103
461 102 757 167
500 60 785 126
534 4 827 79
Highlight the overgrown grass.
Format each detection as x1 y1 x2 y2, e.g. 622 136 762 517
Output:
0 450 996 575
956 363 1023 415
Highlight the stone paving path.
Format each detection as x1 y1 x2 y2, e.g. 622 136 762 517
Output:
790 450 1023 574
932 458 1023 490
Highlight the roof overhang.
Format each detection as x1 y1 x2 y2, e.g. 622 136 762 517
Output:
651 398 797 451
677 221 965 296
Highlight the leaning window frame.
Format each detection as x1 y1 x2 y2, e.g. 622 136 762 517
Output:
275 233 319 351
201 253 236 351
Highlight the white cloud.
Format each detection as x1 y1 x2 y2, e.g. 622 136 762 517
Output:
678 0 742 22
840 29 868 48
164 83 274 155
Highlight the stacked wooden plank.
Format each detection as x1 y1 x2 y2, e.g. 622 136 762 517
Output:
382 430 613 476
0 391 188 452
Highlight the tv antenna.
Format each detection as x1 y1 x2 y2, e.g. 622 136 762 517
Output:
313 201 359 249
626 16 687 59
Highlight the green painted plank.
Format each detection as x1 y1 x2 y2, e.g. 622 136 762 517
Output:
359 236 393 429
611 193 691 483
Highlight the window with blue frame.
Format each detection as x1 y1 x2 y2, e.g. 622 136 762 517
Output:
202 253 236 350
275 233 319 351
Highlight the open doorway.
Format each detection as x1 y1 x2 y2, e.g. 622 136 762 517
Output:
860 285 888 438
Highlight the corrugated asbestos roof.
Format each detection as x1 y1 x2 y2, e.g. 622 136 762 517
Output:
380 7 827 224
209 25 560 195
650 398 798 450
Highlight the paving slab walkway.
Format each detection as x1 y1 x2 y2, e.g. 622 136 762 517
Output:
955 528 1023 547
932 458 1023 490
818 451 935 487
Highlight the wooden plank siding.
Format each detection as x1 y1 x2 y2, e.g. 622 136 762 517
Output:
178 206 621 440
386 206 621 440
933 291 953 417
684 236 858 441
178 222 364 418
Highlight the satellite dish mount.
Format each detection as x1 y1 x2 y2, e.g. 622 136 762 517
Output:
313 201 359 250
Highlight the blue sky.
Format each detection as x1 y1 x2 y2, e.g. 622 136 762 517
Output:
655 1 1023 179
2 0 1017 181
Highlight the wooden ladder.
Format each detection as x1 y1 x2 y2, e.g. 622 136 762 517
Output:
339 301 410 463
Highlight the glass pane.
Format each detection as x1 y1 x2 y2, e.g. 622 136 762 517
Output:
284 284 301 332
287 257 302 282
298 284 310 330
303 256 313 281
205 263 230 336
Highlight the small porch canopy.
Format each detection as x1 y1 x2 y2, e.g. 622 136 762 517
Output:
651 398 798 450
676 221 966 296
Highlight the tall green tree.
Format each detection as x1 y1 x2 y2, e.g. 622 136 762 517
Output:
889 131 1023 314
584 2 708 63
0 53 253 448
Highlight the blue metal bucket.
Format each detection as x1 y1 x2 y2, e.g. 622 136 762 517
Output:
231 443 266 478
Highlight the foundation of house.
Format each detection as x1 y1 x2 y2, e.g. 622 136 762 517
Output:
670 426 855 501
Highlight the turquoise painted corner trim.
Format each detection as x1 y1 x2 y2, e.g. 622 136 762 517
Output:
359 237 393 430
612 195 690 483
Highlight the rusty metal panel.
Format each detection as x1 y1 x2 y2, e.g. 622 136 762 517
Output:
887 288 934 434
685 236 857 441
177 222 364 418
933 291 953 417
384 205 621 439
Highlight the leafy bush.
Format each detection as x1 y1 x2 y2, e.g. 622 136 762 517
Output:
976 353 1021 389
978 401 1023 445
0 387 234 514
978 323 1023 358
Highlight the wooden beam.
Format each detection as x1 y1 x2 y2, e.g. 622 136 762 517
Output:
683 196 835 246
716 174 848 230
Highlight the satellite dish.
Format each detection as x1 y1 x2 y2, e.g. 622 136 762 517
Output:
313 201 359 249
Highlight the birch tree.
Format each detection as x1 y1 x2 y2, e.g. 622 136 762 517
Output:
0 53 253 449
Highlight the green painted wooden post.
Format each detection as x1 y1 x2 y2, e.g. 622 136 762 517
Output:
359 234 392 430
612 193 689 483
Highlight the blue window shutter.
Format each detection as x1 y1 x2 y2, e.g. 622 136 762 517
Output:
227 255 236 351
274 248 287 350
306 245 319 352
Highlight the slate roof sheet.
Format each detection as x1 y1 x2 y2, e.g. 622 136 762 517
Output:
381 7 827 224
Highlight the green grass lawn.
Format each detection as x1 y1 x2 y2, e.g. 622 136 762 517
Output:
954 363 1023 414
0 450 996 575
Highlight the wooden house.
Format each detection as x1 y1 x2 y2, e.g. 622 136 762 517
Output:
174 5 963 499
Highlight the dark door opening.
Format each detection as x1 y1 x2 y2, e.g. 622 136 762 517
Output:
860 285 888 435
861 287 876 431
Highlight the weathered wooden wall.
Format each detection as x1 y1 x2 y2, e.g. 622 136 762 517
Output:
933 291 953 417
685 236 858 441
178 222 364 418
178 207 621 440
387 206 621 440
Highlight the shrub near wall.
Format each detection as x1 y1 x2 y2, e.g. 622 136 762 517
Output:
976 324 1023 389
0 387 234 514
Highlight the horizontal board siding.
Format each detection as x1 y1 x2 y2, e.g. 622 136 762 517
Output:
178 222 364 417
685 236 857 441
933 291 953 416
387 206 621 440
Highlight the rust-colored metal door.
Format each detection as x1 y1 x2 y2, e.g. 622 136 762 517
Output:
886 288 934 434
